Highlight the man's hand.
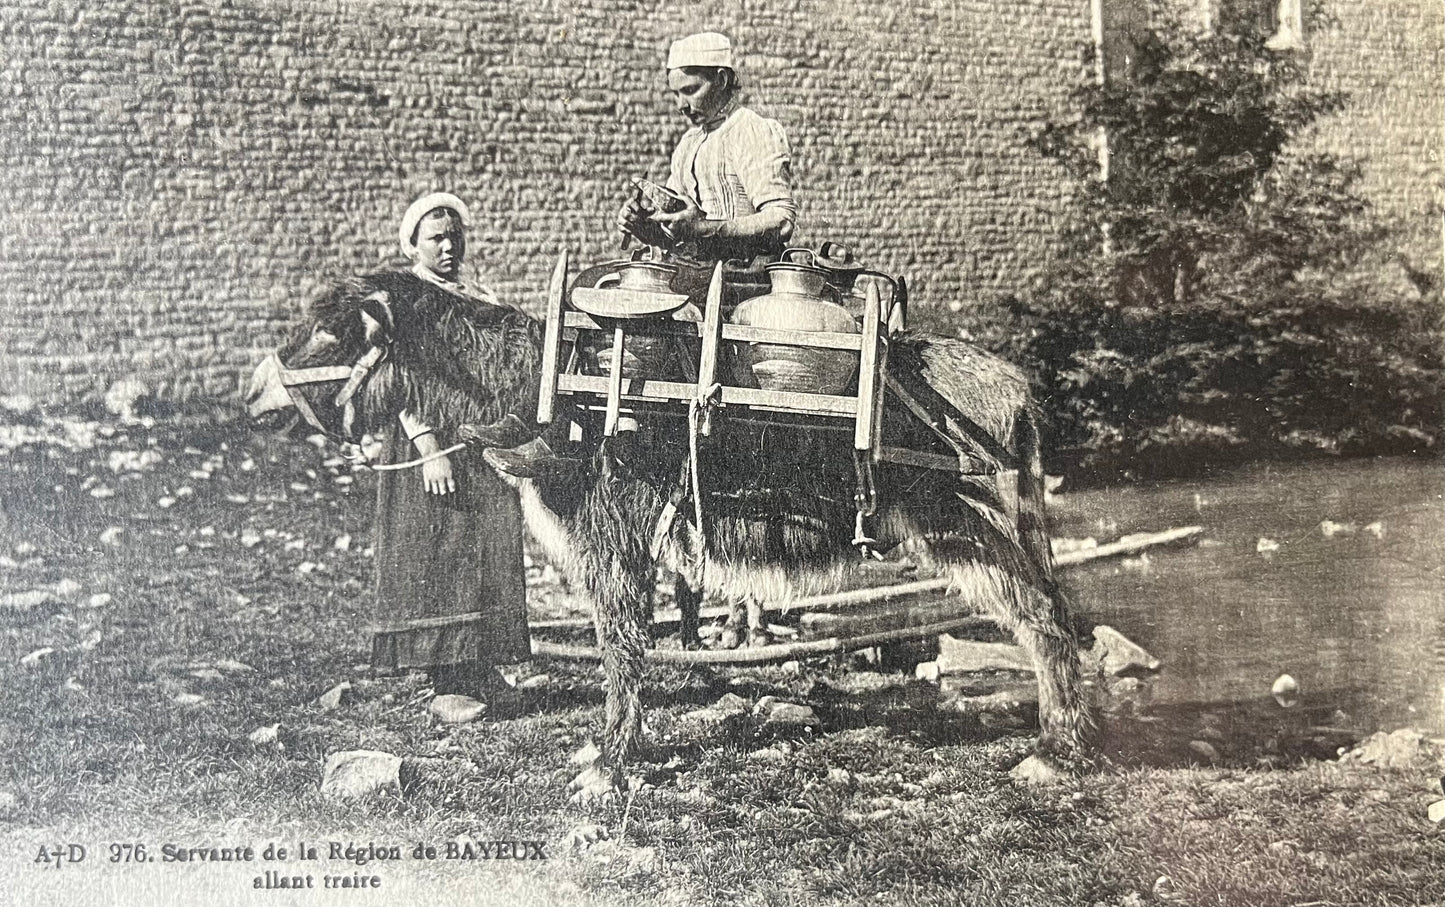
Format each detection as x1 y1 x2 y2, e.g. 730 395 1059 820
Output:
422 454 455 495
651 193 717 243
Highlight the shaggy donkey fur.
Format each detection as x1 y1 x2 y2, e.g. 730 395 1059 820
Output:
250 270 1096 799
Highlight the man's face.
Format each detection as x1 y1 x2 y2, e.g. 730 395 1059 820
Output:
668 68 730 126
413 210 464 280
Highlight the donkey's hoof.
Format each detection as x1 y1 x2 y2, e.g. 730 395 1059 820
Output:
567 764 625 806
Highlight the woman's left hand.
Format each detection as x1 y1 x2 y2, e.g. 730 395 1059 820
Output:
422 455 455 495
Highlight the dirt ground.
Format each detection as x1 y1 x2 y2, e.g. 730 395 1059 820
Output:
1 408 1441 907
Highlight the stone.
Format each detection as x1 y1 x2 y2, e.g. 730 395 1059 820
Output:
98 526 124 545
1090 625 1161 676
1 590 50 611
570 741 602 766
429 694 486 724
315 682 352 711
684 692 750 723
1344 729 1432 769
752 696 817 726
320 750 403 799
1428 800 1445 824
20 647 54 668
249 724 280 745
173 692 205 706
1188 740 1220 763
914 660 942 682
516 673 550 689
1271 674 1300 708
936 635 1033 674
84 593 112 609
1010 754 1066 784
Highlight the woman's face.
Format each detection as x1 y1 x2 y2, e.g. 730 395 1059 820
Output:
668 67 732 126
412 210 465 280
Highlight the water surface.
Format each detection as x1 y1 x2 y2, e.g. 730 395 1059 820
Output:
1053 457 1444 737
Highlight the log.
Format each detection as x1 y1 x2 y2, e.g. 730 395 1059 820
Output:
531 614 998 665
1054 525 1203 567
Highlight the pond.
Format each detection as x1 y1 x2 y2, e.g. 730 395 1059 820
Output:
1053 456 1444 740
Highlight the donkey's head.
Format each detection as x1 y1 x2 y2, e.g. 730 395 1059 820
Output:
246 278 396 443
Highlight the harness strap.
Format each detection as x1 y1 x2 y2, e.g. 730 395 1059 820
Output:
368 442 468 472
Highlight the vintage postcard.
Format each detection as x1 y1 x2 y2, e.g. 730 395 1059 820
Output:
1 1 1441 905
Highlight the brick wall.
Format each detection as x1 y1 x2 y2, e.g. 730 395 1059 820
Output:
0 0 1436 408
1301 0 1444 267
0 0 1092 405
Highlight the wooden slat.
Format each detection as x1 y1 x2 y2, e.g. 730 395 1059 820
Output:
854 279 883 451
696 263 725 436
536 250 568 425
603 325 626 435
720 324 864 351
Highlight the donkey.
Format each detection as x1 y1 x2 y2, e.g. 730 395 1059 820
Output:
247 262 1096 799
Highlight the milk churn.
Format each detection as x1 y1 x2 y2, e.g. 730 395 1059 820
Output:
730 248 860 394
572 253 700 379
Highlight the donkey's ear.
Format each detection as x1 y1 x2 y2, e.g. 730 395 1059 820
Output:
358 292 394 345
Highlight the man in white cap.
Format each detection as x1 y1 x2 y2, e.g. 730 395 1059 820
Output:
618 31 797 262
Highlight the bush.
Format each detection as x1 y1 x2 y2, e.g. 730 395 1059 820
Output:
999 1 1443 479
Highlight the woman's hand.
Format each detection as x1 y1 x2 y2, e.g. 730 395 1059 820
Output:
422 454 455 495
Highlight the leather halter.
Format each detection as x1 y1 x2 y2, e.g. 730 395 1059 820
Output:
265 344 385 436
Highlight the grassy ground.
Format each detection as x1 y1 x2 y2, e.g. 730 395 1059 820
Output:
0 410 1440 906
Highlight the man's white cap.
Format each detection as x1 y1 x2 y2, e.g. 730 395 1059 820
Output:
399 191 470 256
667 32 733 70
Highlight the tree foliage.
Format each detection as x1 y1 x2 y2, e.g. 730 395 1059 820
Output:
1002 1 1443 479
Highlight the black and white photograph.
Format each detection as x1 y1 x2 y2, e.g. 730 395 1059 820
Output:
1 1 1441 904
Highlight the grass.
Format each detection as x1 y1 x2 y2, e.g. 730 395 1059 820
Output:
0 412 1440 906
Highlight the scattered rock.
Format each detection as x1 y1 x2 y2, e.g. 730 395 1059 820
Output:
914 660 941 683
315 682 352 711
1364 521 1385 539
516 673 550 689
1090 625 1161 676
1428 800 1445 824
239 530 262 548
1010 754 1066 785
1271 674 1300 708
84 593 112 609
1320 520 1357 538
936 635 1033 674
826 767 853 787
173 692 206 706
752 696 817 727
104 377 151 421
52 579 82 601
320 750 403 799
747 745 790 764
684 692 750 723
333 534 352 551
566 823 610 851
429 694 487 724
1343 729 1434 769
20 647 55 668
189 668 224 682
1 590 50 611
1188 740 1221 763
1256 537 1279 555
98 526 124 546
570 741 602 767
249 724 280 746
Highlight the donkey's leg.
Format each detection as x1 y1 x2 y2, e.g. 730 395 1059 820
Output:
674 574 703 650
940 555 1094 766
563 545 656 803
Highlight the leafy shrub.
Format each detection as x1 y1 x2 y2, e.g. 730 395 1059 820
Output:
999 0 1443 479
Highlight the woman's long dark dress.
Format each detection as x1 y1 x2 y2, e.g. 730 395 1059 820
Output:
366 271 532 673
